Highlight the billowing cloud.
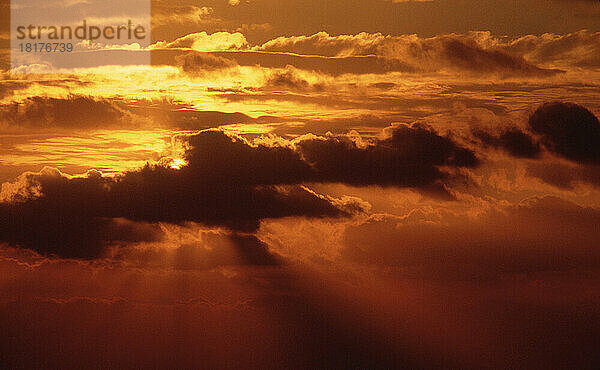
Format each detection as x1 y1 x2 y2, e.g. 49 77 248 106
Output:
153 32 248 52
254 31 563 76
255 32 387 57
505 30 600 68
151 48 416 76
528 101 600 164
149 31 574 76
295 123 478 187
181 125 478 190
251 29 600 73
0 125 478 257
260 66 325 91
0 167 355 258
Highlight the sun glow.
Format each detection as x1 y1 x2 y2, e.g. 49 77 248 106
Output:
170 158 187 170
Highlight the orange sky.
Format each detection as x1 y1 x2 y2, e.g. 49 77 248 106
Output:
1 1 600 368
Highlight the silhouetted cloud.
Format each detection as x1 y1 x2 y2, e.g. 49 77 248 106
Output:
0 125 476 258
181 125 479 188
472 127 541 158
0 166 353 258
529 102 600 164
296 123 478 187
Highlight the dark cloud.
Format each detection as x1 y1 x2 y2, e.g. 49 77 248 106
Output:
472 127 541 158
0 96 124 129
182 124 478 189
296 123 478 187
0 166 351 258
467 101 600 189
434 37 561 76
155 108 260 130
263 68 312 91
528 102 600 164
0 96 278 131
228 234 281 266
183 130 313 186
0 125 476 258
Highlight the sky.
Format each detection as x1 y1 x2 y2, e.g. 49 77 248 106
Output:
1 0 600 368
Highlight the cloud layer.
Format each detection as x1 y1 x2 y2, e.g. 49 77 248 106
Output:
0 124 478 257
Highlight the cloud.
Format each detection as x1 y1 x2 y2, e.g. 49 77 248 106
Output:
462 101 600 190
472 127 541 158
295 123 478 188
0 80 34 100
0 165 354 258
255 32 386 57
265 69 310 90
151 48 416 76
107 228 280 270
0 96 276 132
505 30 600 68
153 32 248 52
0 96 124 130
175 52 239 74
183 125 478 189
253 30 600 71
152 31 568 76
261 66 323 91
343 196 600 278
152 5 214 26
370 82 396 90
526 160 600 189
0 125 477 258
0 168 166 258
528 102 600 164
427 36 557 76
253 31 563 76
